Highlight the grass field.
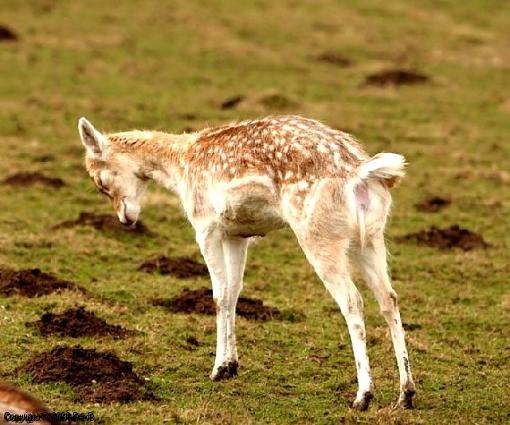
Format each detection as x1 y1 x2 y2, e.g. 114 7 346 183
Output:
1 0 509 423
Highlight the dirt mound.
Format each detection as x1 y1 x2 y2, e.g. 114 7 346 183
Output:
415 196 451 213
365 69 429 86
2 172 64 188
54 212 152 235
398 225 490 251
314 51 351 66
222 91 300 112
152 288 281 321
402 323 422 331
28 307 131 338
18 345 154 404
0 268 86 298
258 93 299 111
0 25 18 41
32 154 55 163
186 336 199 347
220 95 245 110
138 256 208 279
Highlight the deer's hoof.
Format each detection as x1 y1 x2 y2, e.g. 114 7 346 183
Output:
210 361 238 381
352 391 373 411
397 389 416 409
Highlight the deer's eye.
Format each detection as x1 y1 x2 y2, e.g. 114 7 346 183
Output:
94 174 112 198
99 186 112 198
94 175 105 189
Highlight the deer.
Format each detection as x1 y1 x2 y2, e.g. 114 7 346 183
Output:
78 114 416 410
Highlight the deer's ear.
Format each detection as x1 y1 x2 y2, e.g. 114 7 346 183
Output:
78 117 108 156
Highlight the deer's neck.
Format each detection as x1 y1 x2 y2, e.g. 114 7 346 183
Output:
109 130 198 191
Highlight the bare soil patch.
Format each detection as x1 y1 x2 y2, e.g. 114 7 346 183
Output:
2 172 64 188
0 268 86 298
398 224 490 251
314 51 351 66
415 196 451 213
258 93 299 110
186 336 200 347
54 212 152 235
152 288 281 321
18 345 155 404
28 307 131 339
220 95 245 110
402 323 423 331
138 256 208 279
221 91 300 112
0 25 18 41
32 154 55 163
364 69 429 86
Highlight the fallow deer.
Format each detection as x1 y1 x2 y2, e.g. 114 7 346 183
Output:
78 115 416 410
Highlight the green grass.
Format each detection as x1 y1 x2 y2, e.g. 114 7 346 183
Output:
1 0 509 423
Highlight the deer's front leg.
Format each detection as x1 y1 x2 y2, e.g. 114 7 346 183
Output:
196 228 238 380
222 237 249 374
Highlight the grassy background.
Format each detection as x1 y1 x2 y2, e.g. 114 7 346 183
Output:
1 0 509 423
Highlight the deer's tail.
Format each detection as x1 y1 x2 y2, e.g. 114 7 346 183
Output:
354 153 406 248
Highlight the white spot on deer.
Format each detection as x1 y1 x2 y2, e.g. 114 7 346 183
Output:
318 144 329 154
297 180 308 190
293 142 303 151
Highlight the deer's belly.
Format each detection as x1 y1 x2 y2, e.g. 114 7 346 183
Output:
219 194 286 237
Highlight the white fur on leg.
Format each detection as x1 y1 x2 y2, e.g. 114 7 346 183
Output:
356 236 416 408
195 227 231 380
222 237 249 367
295 235 374 410
330 279 374 409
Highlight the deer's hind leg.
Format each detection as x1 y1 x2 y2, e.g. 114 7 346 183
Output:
355 233 416 408
291 225 374 410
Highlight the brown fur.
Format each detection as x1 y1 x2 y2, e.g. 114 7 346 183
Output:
188 116 367 184
0 383 56 424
